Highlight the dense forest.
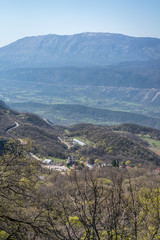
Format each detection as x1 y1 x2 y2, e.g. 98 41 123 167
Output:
0 141 160 239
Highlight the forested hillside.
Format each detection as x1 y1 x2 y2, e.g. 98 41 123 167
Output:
1 60 160 89
0 145 160 239
9 102 160 129
0 101 67 158
1 101 160 166
0 101 160 238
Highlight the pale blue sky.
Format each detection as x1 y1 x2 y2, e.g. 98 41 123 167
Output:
0 0 160 47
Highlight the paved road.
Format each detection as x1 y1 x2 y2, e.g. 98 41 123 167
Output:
5 119 69 172
7 121 19 132
43 117 53 125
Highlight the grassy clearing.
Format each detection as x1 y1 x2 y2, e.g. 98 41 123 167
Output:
64 129 70 135
50 157 66 165
140 134 160 149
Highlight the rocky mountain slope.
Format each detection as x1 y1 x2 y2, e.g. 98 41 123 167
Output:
0 33 160 70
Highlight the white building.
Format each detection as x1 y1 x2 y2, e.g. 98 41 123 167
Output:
73 139 86 146
43 159 53 165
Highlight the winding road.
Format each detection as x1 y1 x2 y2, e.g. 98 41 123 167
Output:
6 121 19 132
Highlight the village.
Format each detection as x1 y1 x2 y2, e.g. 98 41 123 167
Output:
40 137 136 173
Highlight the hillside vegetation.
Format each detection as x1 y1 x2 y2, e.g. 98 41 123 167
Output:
1 60 160 89
0 101 67 158
0 143 160 239
1 101 160 166
0 101 160 239
9 102 160 129
66 124 160 166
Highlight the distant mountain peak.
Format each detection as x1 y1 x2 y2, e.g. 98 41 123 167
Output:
0 32 160 71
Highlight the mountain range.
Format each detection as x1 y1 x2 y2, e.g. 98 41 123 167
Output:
0 32 160 128
0 32 160 70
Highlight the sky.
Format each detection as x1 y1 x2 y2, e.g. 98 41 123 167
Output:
0 0 160 47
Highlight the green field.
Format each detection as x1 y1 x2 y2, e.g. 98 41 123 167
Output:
140 134 160 149
1 84 160 128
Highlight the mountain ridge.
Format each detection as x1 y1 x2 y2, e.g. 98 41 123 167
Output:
0 59 160 89
0 32 160 70
9 102 160 129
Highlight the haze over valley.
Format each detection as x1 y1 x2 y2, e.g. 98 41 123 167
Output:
0 32 160 128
